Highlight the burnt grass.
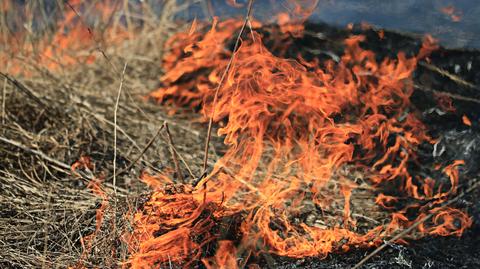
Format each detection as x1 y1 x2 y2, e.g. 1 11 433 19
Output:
274 228 480 269
1 20 480 268
273 192 480 269
245 21 480 268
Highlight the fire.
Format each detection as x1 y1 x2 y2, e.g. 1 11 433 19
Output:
2 1 471 267
441 5 462 22
71 156 110 268
0 0 130 76
202 240 239 269
126 182 222 268
132 13 472 268
462 115 472 126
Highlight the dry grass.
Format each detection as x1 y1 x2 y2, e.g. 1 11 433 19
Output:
1 1 479 268
0 1 214 267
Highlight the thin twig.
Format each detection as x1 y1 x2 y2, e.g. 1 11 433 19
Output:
106 124 164 181
123 0 134 36
81 108 163 175
352 178 480 269
168 142 195 181
0 72 49 109
0 135 112 188
41 185 52 269
202 0 255 174
0 136 70 170
80 108 142 151
1 67 7 125
64 1 119 74
164 122 184 183
419 61 480 91
110 62 126 265
201 0 214 22
195 161 267 200
414 84 480 104
113 63 127 194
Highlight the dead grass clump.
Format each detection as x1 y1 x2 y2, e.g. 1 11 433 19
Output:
0 1 215 267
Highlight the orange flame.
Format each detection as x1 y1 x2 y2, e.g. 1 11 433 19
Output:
126 186 221 268
71 156 109 268
1 0 131 76
137 17 472 267
4 1 470 267
441 5 462 22
202 241 239 269
462 115 472 126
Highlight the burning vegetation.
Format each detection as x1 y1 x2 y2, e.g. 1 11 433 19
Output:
130 12 472 268
1 1 480 268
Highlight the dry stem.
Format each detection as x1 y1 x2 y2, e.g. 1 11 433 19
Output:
201 0 255 176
